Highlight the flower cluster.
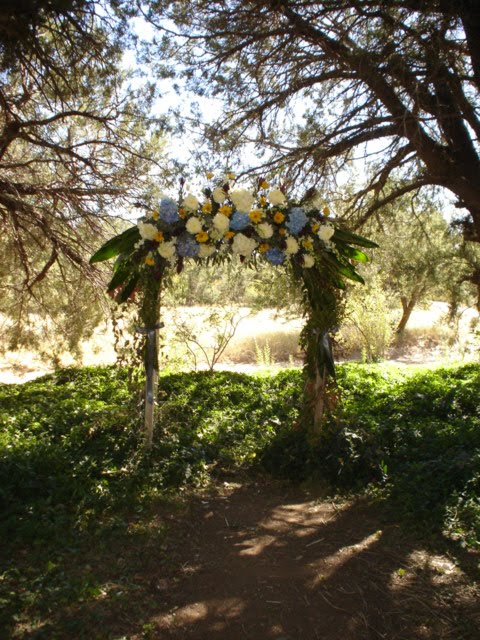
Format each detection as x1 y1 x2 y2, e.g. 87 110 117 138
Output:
136 175 337 271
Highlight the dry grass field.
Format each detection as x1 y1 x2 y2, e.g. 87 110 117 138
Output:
0 302 478 383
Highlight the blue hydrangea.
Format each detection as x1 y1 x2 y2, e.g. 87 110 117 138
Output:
159 198 179 224
265 247 285 265
230 211 251 231
286 207 308 235
176 234 199 257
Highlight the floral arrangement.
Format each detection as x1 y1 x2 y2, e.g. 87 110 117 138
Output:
90 173 376 302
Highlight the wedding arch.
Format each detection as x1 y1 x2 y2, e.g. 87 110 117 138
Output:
90 174 376 446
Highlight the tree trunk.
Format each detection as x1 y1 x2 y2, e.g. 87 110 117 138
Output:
396 283 427 335
396 295 417 334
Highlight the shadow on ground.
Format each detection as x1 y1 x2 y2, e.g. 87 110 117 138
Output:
5 480 479 640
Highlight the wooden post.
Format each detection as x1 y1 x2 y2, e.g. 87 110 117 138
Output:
139 273 163 449
144 353 158 448
312 365 327 436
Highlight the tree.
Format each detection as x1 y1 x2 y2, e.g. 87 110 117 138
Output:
145 0 480 243
0 1 166 345
365 194 455 334
446 235 480 315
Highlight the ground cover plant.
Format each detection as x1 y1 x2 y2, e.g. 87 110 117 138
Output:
0 363 479 637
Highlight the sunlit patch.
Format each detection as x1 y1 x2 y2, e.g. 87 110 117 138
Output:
155 597 246 629
308 530 382 587
261 501 340 535
388 550 461 590
236 534 278 556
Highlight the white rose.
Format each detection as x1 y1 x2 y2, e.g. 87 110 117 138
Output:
182 194 200 212
232 233 257 257
318 224 335 242
157 240 176 260
212 213 230 233
198 244 216 258
212 187 227 204
285 236 299 254
303 254 315 268
257 222 273 239
229 188 255 212
186 217 203 234
137 221 158 241
267 189 287 207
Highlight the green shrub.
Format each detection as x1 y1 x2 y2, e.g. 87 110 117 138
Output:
0 363 478 550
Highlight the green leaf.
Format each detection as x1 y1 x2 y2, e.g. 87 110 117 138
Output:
317 331 336 378
336 244 370 263
89 227 140 264
116 273 140 303
323 253 365 284
107 260 136 292
333 228 379 248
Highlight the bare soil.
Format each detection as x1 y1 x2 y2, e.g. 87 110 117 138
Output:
126 479 479 640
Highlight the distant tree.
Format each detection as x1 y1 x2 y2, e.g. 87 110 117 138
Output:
146 0 480 243
446 237 480 315
0 228 105 362
365 195 455 334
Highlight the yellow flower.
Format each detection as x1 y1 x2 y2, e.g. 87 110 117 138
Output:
202 201 212 214
154 231 164 243
323 206 330 216
260 179 270 189
219 205 233 217
259 243 270 253
224 231 235 240
195 231 209 243
151 210 159 221
206 171 214 179
311 222 320 233
302 237 314 250
259 196 267 206
178 207 187 218
144 254 155 266
278 228 286 236
249 208 264 223
273 211 285 224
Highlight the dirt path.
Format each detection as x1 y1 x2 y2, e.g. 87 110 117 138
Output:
132 480 479 640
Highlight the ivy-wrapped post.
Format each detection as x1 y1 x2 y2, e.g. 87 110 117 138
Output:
138 268 163 448
295 263 341 438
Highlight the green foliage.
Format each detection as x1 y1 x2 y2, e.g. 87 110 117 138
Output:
361 196 460 334
1 364 478 552
90 227 141 265
0 235 106 363
0 368 301 544
340 273 396 362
